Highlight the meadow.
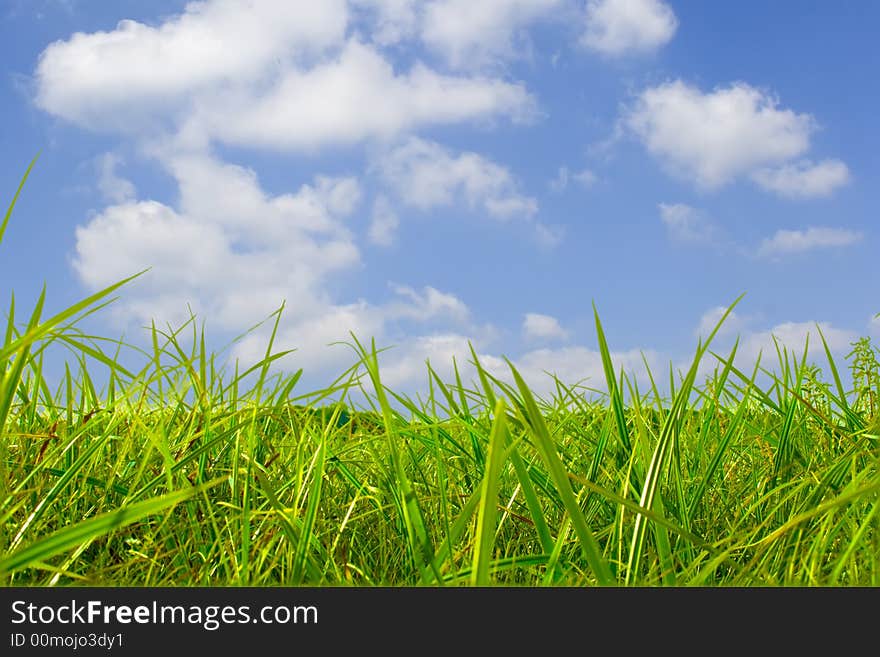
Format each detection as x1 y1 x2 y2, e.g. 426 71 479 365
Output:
2 159 878 587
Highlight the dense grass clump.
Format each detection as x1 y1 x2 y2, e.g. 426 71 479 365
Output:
2 160 878 586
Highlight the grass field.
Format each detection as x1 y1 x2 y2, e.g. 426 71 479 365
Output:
2 160 878 587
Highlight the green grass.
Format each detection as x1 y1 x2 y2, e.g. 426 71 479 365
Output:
2 160 878 587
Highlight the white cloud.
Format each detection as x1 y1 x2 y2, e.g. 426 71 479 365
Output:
693 318 860 385
351 0 419 45
626 80 819 189
35 0 573 391
738 321 857 368
190 40 538 151
232 294 478 386
581 0 678 56
232 301 387 375
95 153 135 203
550 166 597 192
757 227 862 258
76 150 489 383
368 334 662 399
421 0 562 68
523 313 568 341
34 0 349 130
387 284 470 323
534 222 565 248
377 137 538 220
751 159 850 199
694 306 746 339
368 195 400 246
377 333 497 388
658 202 716 243
869 314 880 337
35 5 537 149
485 195 539 219
74 153 360 330
511 345 662 396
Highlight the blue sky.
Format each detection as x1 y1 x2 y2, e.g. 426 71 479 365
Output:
1 0 877 396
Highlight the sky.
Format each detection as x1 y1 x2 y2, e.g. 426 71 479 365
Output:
1 0 878 399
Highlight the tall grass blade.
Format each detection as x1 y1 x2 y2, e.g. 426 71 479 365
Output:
1 479 223 577
471 399 509 586
506 358 614 586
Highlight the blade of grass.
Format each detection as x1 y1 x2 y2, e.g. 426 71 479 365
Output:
1 479 224 577
471 399 509 586
506 357 614 586
0 154 39 247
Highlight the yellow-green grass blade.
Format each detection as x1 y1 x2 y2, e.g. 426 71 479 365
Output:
447 554 551 584
292 430 327 584
2 293 15 356
625 295 742 584
251 463 323 583
625 376 694 584
687 364 758 520
506 358 614 586
452 356 473 419
0 154 39 247
8 432 112 552
469 341 498 408
507 435 554 556
0 273 146 365
746 474 880 560
428 361 462 418
567 472 712 550
431 486 481 574
816 323 864 431
709 349 778 413
471 399 509 586
351 334 438 584
772 349 807 480
1 479 224 577
593 303 631 453
829 495 880 584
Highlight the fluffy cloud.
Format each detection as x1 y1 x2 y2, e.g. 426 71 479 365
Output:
35 0 349 130
74 153 361 330
377 137 538 219
76 151 486 382
658 203 716 244
751 159 850 199
512 345 663 396
376 333 499 389
35 4 537 149
581 0 678 56
694 306 746 340
232 292 478 381
368 195 400 246
368 335 662 399
738 321 857 367
691 317 860 386
421 0 562 68
626 80 827 190
351 0 419 45
95 153 136 203
386 284 471 323
188 40 537 151
757 227 862 258
36 1 572 391
523 313 569 341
